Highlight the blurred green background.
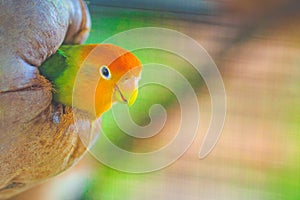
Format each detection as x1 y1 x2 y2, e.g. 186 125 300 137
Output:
14 0 300 199
84 4 207 199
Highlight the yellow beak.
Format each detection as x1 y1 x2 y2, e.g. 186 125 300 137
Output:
128 88 138 106
113 76 139 106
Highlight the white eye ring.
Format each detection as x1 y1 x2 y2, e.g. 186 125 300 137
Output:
99 65 111 80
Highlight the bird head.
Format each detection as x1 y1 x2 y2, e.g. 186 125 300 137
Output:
85 44 142 117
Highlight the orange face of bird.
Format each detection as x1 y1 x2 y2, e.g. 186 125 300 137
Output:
88 44 142 117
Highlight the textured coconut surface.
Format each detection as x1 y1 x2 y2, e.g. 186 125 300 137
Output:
0 0 92 199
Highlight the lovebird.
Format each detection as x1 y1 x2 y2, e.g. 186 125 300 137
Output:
39 44 142 118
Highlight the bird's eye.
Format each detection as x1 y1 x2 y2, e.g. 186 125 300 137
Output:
99 65 111 80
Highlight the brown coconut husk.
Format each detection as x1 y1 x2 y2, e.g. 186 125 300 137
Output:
0 0 93 198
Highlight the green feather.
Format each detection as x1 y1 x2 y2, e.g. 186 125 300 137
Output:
39 48 68 81
57 48 67 58
39 45 81 105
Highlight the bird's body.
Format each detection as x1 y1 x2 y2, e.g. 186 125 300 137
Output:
39 44 142 118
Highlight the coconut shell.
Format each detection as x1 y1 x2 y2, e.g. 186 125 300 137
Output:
0 0 93 198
